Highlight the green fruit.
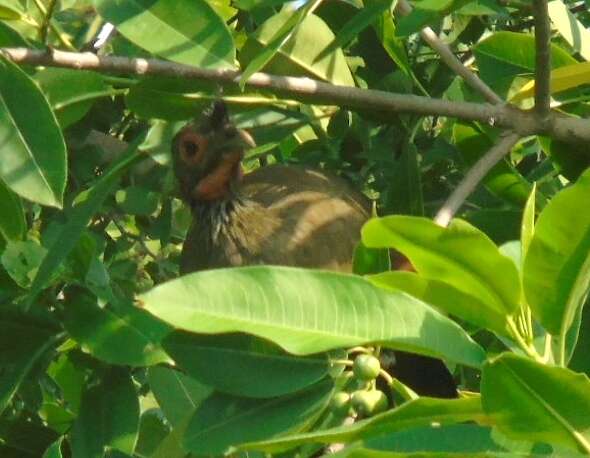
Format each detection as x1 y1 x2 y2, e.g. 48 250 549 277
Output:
352 354 381 381
351 389 388 417
330 391 351 417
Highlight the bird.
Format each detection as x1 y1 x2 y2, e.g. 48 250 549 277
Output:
171 100 457 398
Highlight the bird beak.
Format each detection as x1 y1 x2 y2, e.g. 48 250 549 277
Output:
237 129 256 149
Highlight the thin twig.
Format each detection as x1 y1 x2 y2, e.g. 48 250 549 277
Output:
40 0 57 44
533 0 552 119
1 47 589 143
111 217 159 260
396 0 502 105
434 132 521 227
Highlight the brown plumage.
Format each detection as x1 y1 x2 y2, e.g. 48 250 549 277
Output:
172 101 457 399
172 101 370 274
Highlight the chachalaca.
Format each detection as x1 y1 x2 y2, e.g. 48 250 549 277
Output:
172 101 457 398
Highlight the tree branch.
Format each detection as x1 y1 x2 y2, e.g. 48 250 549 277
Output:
396 0 502 105
1 47 589 143
533 0 552 118
434 132 522 227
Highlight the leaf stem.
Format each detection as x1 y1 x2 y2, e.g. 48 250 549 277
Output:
508 317 543 362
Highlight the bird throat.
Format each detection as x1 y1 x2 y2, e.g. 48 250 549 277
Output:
193 152 243 202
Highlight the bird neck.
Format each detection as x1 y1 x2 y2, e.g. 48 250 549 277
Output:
193 191 260 243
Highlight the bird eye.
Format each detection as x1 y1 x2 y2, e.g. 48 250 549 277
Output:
183 140 199 157
177 131 207 165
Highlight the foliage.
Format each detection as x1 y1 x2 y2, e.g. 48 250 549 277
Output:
0 0 590 457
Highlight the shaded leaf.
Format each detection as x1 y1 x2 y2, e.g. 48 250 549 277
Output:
240 397 484 452
0 180 25 241
184 379 333 455
148 365 213 427
163 332 330 398
63 288 172 366
70 368 139 457
0 56 66 208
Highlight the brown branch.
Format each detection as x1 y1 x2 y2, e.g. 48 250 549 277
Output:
434 132 522 227
1 47 589 143
533 0 552 118
396 0 502 105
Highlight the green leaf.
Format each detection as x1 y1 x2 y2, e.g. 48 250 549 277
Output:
63 288 172 366
240 12 355 86
184 379 333 455
368 270 511 337
115 186 160 215
94 0 235 68
453 123 533 207
362 216 521 319
34 68 109 129
388 142 424 215
352 241 390 276
240 397 484 452
521 183 536 261
0 321 58 414
362 424 508 455
26 140 144 305
140 266 485 368
316 0 393 61
42 437 64 458
0 56 66 208
0 180 25 241
473 31 576 95
70 368 139 457
163 332 330 398
148 365 213 427
0 0 23 19
548 0 590 61
1 240 47 288
482 353 590 454
523 169 590 336
239 0 322 88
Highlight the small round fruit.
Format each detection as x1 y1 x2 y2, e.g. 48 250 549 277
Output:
351 389 389 417
352 354 381 381
330 391 351 417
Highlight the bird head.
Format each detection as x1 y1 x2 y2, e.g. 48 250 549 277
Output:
172 101 256 204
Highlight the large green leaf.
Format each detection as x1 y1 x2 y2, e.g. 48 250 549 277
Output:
0 180 24 241
0 56 66 208
139 266 485 368
69 369 139 457
94 0 235 68
362 216 521 319
240 397 484 452
148 366 213 427
63 288 172 367
0 321 59 414
482 353 590 454
163 332 330 398
183 379 333 455
523 169 590 336
239 12 355 86
368 271 511 337
27 141 144 305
